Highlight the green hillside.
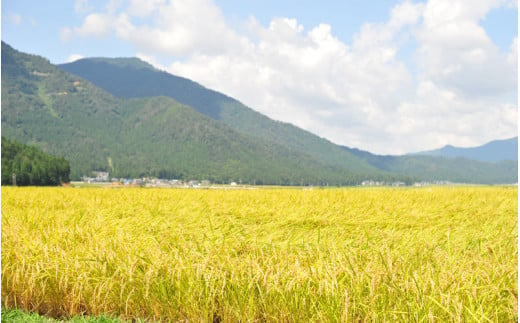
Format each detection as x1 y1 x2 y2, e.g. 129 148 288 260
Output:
59 58 378 174
2 42 120 180
2 42 395 185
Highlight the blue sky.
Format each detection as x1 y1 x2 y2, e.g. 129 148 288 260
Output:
3 1 516 62
2 1 405 63
2 0 518 154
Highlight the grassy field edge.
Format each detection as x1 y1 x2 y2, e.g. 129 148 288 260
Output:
1 307 136 323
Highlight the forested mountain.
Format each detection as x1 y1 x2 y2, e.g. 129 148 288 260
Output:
414 137 518 162
2 42 397 185
59 58 378 174
2 42 516 184
1 137 70 185
59 55 517 184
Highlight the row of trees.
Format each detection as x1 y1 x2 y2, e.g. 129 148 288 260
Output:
1 137 70 186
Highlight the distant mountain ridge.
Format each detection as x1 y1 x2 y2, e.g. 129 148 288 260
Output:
414 137 518 162
60 57 230 119
342 146 517 184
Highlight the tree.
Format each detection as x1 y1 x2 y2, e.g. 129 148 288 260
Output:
1 137 70 186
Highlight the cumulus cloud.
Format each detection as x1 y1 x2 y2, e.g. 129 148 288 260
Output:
66 54 85 63
112 0 245 57
127 0 166 17
61 13 112 41
416 0 517 99
61 0 517 154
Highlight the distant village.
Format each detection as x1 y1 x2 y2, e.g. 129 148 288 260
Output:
360 180 454 187
80 171 455 188
81 171 213 188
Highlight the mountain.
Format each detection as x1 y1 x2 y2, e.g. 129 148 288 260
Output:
2 42 394 185
343 147 517 184
414 137 518 162
3 43 516 184
59 58 379 175
58 56 517 184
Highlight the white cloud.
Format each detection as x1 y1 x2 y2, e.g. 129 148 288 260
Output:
66 54 85 63
113 0 244 57
167 14 417 152
62 0 517 154
507 37 518 66
77 13 112 37
389 1 425 28
61 13 112 41
392 80 517 152
127 0 166 17
106 0 124 14
415 0 516 99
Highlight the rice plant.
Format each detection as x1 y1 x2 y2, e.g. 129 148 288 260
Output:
1 186 517 321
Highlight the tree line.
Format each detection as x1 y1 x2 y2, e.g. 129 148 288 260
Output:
1 137 70 186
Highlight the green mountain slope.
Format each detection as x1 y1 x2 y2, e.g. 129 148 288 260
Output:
110 96 368 185
59 58 378 174
2 42 389 185
2 43 121 179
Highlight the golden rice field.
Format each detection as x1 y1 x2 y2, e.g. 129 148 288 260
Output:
1 186 517 322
